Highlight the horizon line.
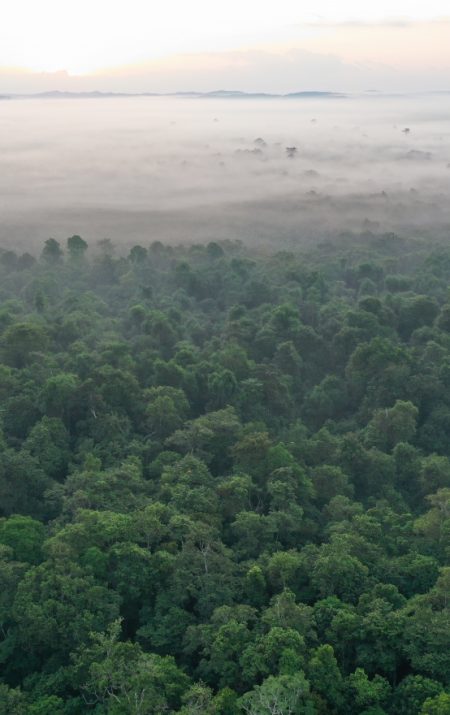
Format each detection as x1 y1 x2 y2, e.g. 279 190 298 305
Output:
2 88 450 100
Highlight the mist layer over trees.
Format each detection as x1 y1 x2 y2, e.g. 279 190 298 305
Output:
0 233 450 713
1 94 450 249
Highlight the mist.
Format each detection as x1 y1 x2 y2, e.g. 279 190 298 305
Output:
1 94 450 252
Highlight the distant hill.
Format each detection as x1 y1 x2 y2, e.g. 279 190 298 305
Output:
2 89 450 100
285 91 345 98
3 89 347 100
202 90 278 98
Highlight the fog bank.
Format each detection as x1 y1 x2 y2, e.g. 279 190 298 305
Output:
1 94 450 251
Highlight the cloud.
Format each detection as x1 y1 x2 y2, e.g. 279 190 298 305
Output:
302 19 411 28
298 16 450 28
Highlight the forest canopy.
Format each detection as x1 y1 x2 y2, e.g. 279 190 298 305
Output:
0 232 450 714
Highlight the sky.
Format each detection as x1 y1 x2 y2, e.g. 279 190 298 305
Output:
0 0 449 93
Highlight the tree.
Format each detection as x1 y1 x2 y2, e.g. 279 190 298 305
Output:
344 668 390 714
239 672 313 715
0 684 26 715
231 511 277 560
232 431 271 483
67 234 88 260
24 417 70 481
39 373 78 422
184 606 256 689
308 644 344 712
311 546 369 603
2 322 49 368
391 675 443 715
41 238 63 264
403 569 450 683
167 407 241 473
128 244 148 263
262 590 315 640
420 455 450 496
0 515 45 564
62 457 149 516
310 464 353 507
13 559 120 665
160 455 220 524
414 489 450 559
178 682 218 715
28 696 65 715
365 400 418 452
145 386 189 438
421 694 450 714
167 523 236 620
240 627 306 684
346 337 410 408
208 369 237 409
75 620 190 714
398 295 439 339
0 449 53 519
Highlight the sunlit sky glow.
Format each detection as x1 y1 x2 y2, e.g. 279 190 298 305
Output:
0 0 449 91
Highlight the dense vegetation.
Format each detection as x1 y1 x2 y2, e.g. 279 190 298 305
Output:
1 233 450 714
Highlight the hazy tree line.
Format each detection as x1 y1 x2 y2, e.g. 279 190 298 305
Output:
0 232 450 714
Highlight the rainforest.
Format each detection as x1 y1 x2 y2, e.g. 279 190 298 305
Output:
0 232 450 714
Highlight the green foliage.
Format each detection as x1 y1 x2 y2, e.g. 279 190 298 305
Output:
2 321 48 367
421 693 450 715
41 238 63 264
74 619 190 713
0 515 45 563
0 235 449 712
239 672 314 714
67 235 88 260
365 400 418 452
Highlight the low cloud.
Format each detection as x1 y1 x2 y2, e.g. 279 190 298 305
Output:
1 93 450 251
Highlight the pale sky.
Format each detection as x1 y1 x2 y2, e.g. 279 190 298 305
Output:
0 0 449 92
